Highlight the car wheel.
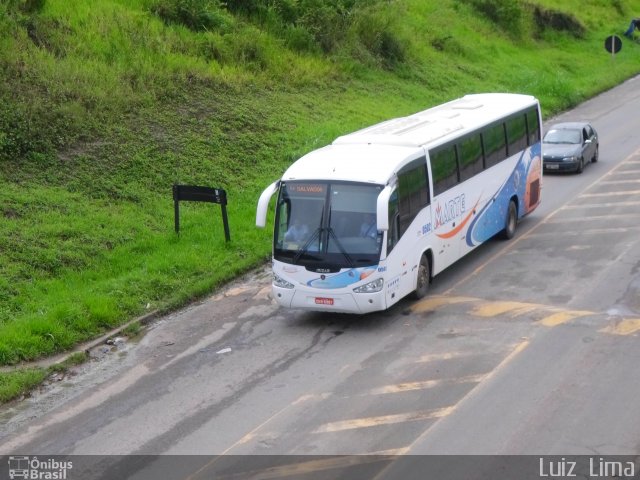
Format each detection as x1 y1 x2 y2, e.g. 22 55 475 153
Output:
576 157 584 174
412 254 430 299
592 145 599 163
501 200 517 240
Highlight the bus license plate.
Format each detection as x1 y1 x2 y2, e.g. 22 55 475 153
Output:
315 297 334 305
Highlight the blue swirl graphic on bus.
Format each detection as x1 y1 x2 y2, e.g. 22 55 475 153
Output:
466 143 541 246
308 267 378 289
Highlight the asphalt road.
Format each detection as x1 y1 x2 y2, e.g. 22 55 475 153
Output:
2 77 640 479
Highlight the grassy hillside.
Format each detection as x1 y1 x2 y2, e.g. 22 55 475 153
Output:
1 0 640 400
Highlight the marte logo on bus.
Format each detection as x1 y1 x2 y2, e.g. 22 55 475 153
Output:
434 193 466 229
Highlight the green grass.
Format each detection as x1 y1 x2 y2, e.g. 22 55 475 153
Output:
0 368 48 404
0 352 87 403
1 0 640 400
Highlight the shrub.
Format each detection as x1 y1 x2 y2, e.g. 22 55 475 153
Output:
224 0 262 15
466 0 523 36
3 0 46 15
222 27 282 70
611 0 624 17
0 0 45 35
150 0 231 32
281 25 317 53
297 2 349 53
0 93 88 163
352 5 405 69
20 0 46 14
224 0 371 53
531 6 586 38
0 99 49 161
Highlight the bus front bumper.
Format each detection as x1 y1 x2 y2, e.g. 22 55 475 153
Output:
272 286 386 314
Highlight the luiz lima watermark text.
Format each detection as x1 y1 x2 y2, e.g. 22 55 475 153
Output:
539 457 636 478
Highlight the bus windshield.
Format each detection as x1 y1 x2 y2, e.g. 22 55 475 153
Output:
274 181 384 269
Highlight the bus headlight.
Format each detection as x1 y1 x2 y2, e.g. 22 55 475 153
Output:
273 274 294 289
353 278 384 293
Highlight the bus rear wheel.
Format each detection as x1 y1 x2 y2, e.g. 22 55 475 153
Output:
502 200 517 240
413 254 430 299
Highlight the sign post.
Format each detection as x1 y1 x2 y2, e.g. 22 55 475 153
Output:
173 185 230 242
604 35 622 58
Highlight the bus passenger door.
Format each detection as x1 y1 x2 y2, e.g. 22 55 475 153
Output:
384 189 405 307
387 154 434 304
432 191 464 274
384 188 421 307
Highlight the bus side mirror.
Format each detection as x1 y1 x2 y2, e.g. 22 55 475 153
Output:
376 185 393 231
256 181 279 228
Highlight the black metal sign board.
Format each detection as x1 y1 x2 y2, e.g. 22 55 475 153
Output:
173 184 230 241
604 35 622 55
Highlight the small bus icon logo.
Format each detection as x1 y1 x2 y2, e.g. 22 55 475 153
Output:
8 456 30 479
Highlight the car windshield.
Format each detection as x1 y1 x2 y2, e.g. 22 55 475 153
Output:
543 128 581 144
274 181 384 268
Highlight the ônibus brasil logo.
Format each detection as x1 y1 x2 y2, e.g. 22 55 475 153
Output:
7 456 73 480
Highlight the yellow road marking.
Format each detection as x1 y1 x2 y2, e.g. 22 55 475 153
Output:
313 407 454 433
485 340 529 376
580 189 640 197
471 301 538 318
208 453 405 480
292 393 331 405
618 166 640 173
537 310 593 327
527 226 640 237
219 393 328 454
410 294 640 335
368 340 529 475
546 213 640 223
416 351 476 363
561 200 640 209
600 319 640 335
367 374 486 395
411 295 476 313
566 245 592 251
599 179 640 185
369 448 410 455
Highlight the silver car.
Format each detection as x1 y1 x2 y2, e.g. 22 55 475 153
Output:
542 122 599 173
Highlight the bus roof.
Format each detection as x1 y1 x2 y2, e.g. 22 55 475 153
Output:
282 143 418 185
281 93 538 185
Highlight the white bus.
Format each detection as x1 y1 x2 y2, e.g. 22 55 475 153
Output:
256 93 542 314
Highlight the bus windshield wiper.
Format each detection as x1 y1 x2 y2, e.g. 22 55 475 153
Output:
327 228 355 269
292 227 322 265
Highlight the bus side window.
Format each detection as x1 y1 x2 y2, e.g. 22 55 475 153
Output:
387 190 399 253
506 114 527 156
397 157 429 236
275 199 291 247
430 145 459 195
525 107 540 145
458 133 483 182
483 123 507 169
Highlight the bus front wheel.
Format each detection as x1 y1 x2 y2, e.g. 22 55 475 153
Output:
413 254 430 299
502 200 517 240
